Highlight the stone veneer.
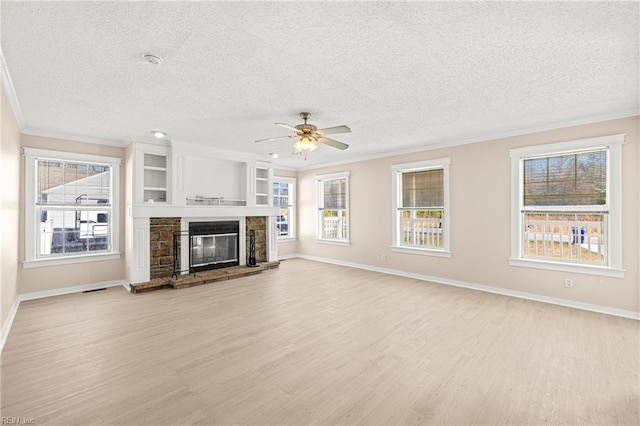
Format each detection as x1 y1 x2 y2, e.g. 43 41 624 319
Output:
149 216 268 279
246 216 267 263
150 217 181 280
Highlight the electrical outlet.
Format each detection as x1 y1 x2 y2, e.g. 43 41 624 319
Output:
565 278 573 288
381 254 386 261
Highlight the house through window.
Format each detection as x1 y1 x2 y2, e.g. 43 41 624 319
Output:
37 160 112 256
23 148 121 267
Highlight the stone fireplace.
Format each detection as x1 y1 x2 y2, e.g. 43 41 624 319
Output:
130 201 278 284
149 218 181 280
245 216 267 264
147 215 271 280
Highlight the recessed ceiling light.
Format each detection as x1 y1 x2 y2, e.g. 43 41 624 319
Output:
143 53 163 65
151 131 166 138
268 153 279 158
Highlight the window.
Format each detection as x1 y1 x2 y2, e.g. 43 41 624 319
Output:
23 148 121 268
316 171 350 245
510 134 624 277
391 158 451 256
273 178 296 239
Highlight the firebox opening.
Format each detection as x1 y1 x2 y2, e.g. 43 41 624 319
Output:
189 221 240 272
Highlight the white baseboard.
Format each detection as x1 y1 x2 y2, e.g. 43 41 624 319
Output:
19 280 129 301
0 297 21 353
277 253 300 261
0 279 130 353
290 254 640 320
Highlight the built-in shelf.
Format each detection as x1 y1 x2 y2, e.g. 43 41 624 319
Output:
143 190 167 203
186 197 246 206
255 165 270 206
256 168 268 179
144 154 167 168
143 153 168 203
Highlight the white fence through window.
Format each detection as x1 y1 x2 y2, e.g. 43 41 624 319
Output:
401 209 444 248
322 215 347 240
523 212 606 265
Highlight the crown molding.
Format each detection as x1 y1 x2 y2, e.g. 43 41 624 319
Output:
125 135 172 147
21 127 126 147
294 110 639 172
270 164 299 172
15 108 640 165
0 47 27 130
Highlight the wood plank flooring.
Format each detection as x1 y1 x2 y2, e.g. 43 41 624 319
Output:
1 259 638 425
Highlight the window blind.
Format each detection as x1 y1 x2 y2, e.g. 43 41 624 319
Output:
401 169 443 208
523 149 606 206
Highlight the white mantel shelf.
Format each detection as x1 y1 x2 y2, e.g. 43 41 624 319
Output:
132 204 279 219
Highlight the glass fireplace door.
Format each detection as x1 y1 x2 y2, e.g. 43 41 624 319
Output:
191 233 238 268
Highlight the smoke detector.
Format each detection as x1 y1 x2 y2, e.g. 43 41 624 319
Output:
143 53 163 65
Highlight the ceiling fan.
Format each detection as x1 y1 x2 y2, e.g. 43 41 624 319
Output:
255 112 350 159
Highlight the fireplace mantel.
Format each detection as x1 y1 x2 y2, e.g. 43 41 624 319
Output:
127 205 278 284
131 204 279 219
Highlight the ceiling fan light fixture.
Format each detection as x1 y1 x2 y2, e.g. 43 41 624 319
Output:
293 135 318 153
255 112 349 160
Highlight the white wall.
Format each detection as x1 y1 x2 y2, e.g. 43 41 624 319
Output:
296 116 640 314
1 85 21 329
184 156 247 201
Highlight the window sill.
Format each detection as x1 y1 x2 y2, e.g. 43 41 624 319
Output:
315 239 351 247
509 258 624 278
391 246 451 258
277 237 297 243
22 252 122 269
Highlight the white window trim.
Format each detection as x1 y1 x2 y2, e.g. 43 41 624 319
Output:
391 158 451 257
315 171 351 246
22 147 121 268
274 176 297 241
509 134 625 278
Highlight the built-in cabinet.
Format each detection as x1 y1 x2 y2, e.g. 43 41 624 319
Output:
143 153 168 203
131 141 275 208
254 164 272 206
127 140 279 284
134 142 170 204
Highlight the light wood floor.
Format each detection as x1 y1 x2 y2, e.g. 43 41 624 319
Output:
1 259 638 425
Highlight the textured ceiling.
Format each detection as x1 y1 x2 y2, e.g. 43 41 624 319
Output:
1 1 638 169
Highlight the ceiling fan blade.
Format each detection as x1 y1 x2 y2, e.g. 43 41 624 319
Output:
317 136 349 150
275 122 300 133
255 135 292 143
316 125 351 136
